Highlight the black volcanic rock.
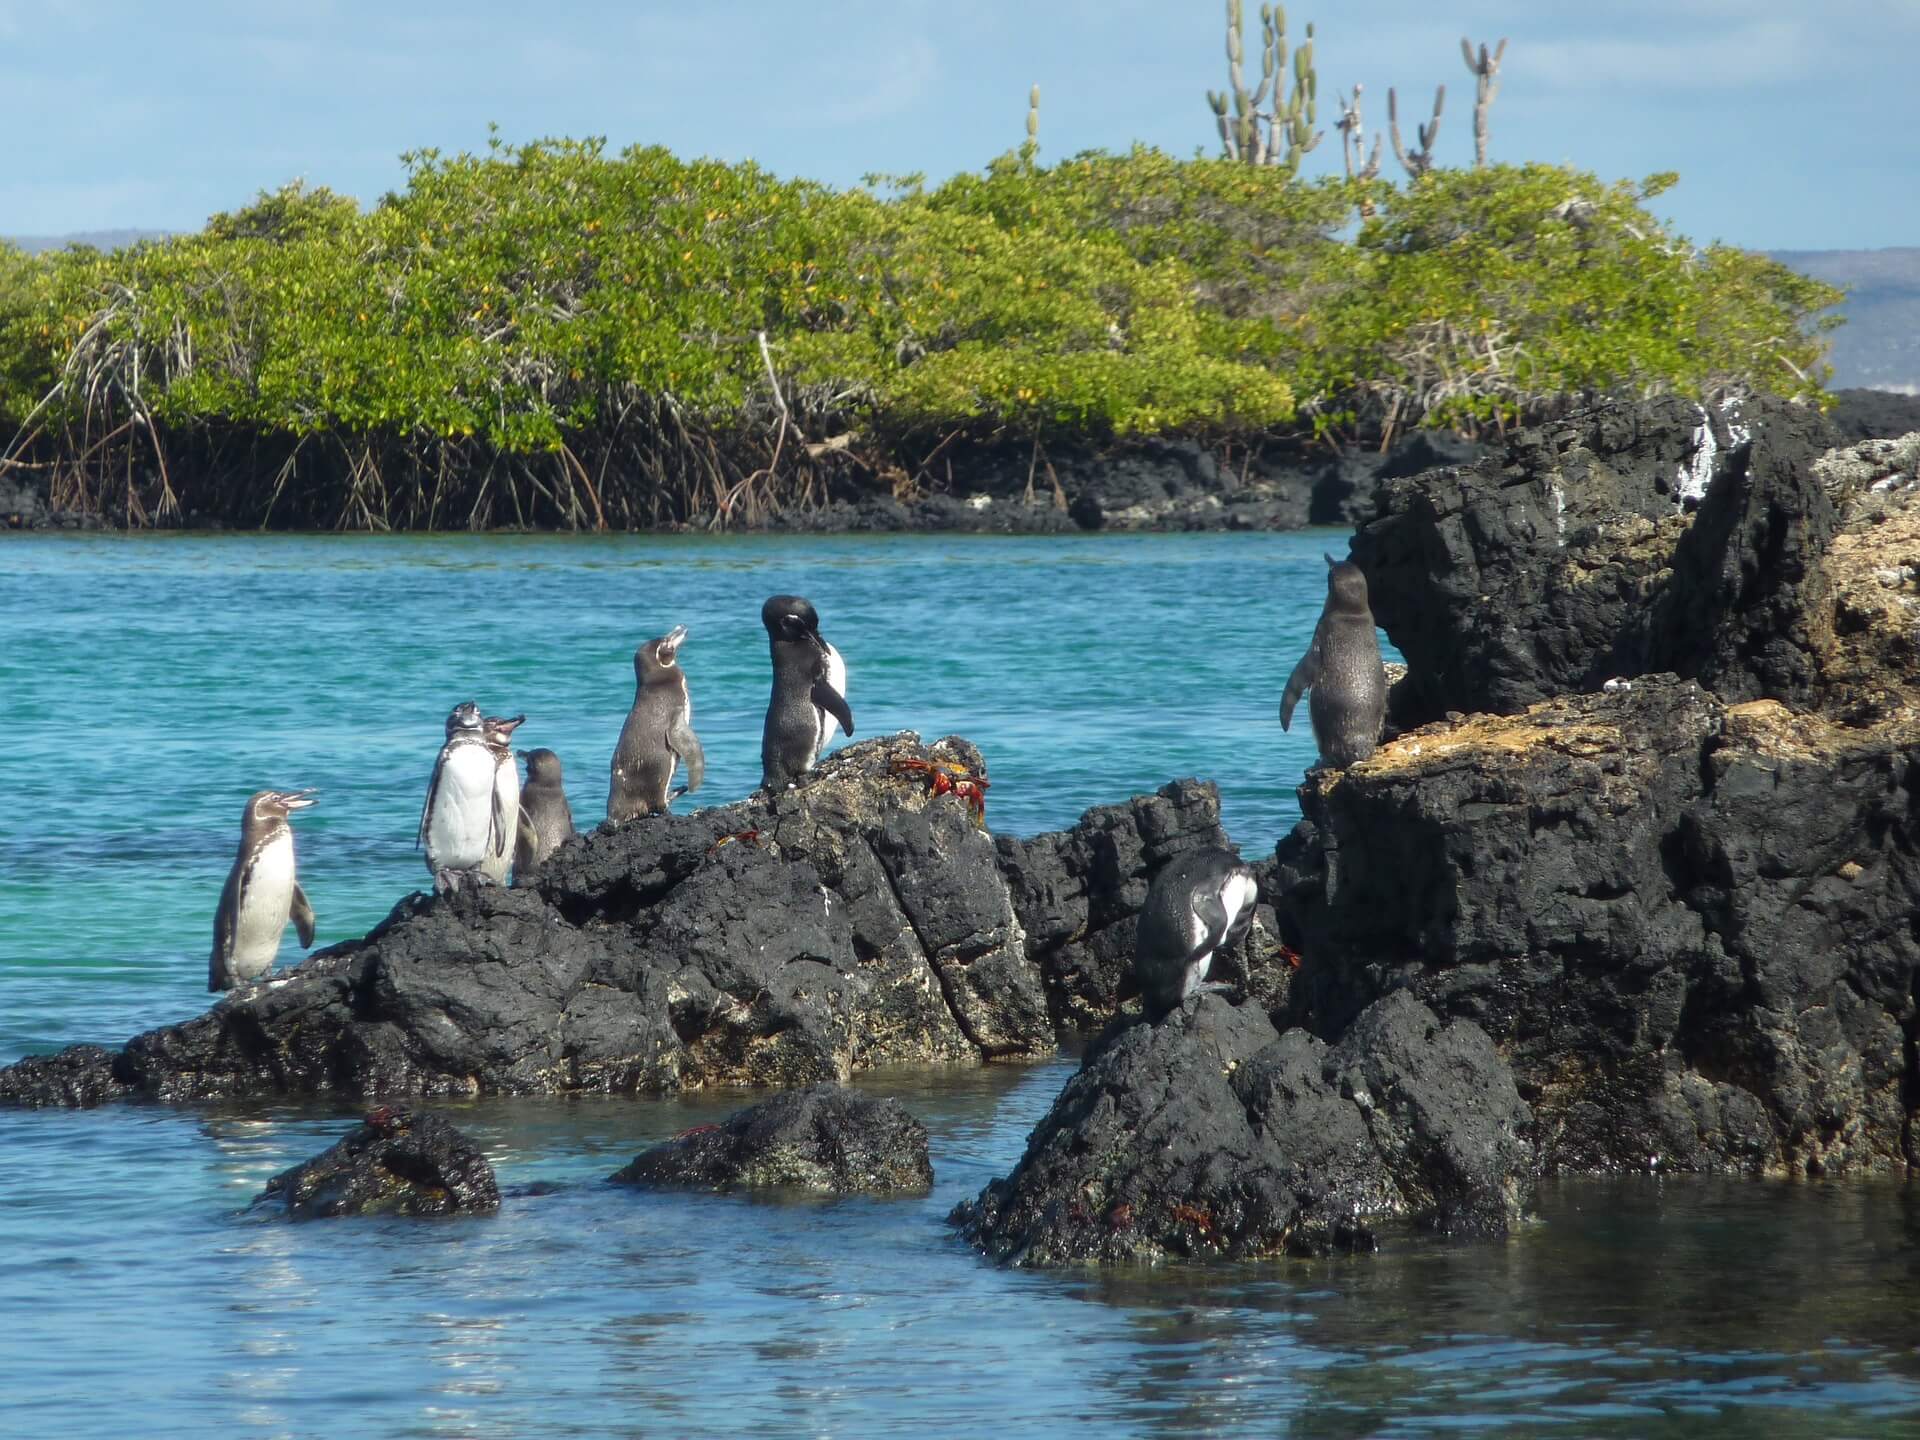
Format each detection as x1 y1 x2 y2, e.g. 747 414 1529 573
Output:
1270 675 1920 1177
2 741 1280 1109
255 1107 500 1218
996 778 1293 1029
610 1084 932 1194
951 992 1532 1267
1352 393 1842 723
1827 388 1920 444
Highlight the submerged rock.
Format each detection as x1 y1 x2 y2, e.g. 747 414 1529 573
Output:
1271 675 1920 1177
2 738 1269 1108
255 1107 499 1218
952 992 1532 1267
610 1084 932 1194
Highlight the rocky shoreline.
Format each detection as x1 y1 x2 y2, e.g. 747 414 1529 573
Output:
7 388 1920 1265
6 391 1918 537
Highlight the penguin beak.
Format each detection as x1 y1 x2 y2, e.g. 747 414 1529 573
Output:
493 715 527 738
280 790 318 811
662 625 688 659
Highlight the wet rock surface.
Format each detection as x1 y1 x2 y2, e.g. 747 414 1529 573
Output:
610 1084 932 1194
2 738 1277 1108
254 1107 500 1218
1269 676 1920 1177
952 992 1532 1266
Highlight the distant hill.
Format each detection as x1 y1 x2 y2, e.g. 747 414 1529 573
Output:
1772 247 1920 394
6 229 172 254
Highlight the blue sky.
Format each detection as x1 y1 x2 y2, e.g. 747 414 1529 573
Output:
3 0 1915 251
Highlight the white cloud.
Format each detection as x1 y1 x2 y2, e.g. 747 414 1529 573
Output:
1526 19 1807 91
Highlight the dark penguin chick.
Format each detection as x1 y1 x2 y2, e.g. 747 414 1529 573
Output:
1279 554 1388 768
514 748 575 877
419 701 498 894
608 625 705 821
479 713 526 885
1133 846 1259 1022
760 595 853 790
209 789 318 993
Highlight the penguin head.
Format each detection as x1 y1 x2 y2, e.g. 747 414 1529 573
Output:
762 594 824 648
1326 558 1371 614
248 789 317 825
524 748 563 784
444 701 483 737
482 714 527 747
636 625 688 679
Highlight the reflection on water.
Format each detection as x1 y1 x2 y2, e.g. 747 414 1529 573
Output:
3 535 1919 1436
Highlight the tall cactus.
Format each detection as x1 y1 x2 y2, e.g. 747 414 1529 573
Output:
1206 0 1321 172
1460 36 1507 168
1387 85 1445 178
1022 84 1040 169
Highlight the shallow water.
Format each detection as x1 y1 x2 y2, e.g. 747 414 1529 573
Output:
2 532 1918 1438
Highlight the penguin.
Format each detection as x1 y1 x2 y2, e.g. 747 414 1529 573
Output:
760 595 854 789
209 789 318 993
419 701 500 894
1134 846 1259 1022
608 626 705 821
1279 554 1388 768
514 747 575 877
478 713 526 885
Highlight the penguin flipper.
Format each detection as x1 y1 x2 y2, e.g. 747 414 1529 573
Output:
1279 635 1322 731
1189 890 1235 964
291 882 316 949
669 716 706 796
812 680 854 739
418 756 443 850
209 866 240 992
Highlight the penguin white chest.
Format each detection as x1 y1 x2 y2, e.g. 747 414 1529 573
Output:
481 752 521 882
428 743 498 871
812 643 849 763
1184 871 1259 993
233 832 296 967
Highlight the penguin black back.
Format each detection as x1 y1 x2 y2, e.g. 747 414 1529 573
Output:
516 747 575 875
1279 554 1387 768
760 594 853 789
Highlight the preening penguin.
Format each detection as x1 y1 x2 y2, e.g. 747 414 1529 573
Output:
760 595 853 789
515 747 575 876
419 701 500 894
1134 847 1259 1022
209 789 318 993
608 625 705 821
1280 554 1388 768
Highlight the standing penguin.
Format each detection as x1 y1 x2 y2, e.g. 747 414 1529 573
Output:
760 595 854 789
515 748 575 877
478 713 526 885
209 789 318 993
1134 847 1259 1022
608 626 705 821
419 701 499 894
1279 554 1388 768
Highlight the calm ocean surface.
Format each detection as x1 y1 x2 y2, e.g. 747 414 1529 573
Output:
1 531 1917 1438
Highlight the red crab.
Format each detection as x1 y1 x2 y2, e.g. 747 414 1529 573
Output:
889 755 990 824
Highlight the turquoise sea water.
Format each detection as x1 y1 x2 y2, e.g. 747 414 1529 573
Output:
2 532 1918 1438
